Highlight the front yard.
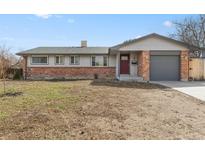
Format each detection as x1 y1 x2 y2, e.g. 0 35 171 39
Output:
0 80 205 139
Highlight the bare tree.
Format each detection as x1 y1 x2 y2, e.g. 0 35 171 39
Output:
0 44 11 94
171 15 205 57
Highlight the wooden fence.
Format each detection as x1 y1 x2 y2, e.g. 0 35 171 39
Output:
189 58 205 80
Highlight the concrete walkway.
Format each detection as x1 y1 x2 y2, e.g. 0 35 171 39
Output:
153 81 205 102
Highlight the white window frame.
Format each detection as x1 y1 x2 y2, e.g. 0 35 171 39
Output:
91 55 109 67
103 56 108 67
91 56 97 66
70 55 80 65
55 55 65 65
31 55 48 65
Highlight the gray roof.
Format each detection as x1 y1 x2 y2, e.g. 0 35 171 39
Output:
16 47 109 55
17 33 204 56
110 33 198 51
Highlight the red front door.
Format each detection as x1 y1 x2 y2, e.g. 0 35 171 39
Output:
120 54 130 74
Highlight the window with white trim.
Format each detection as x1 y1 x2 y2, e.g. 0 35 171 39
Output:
70 55 80 65
31 56 48 64
91 55 108 67
91 56 98 66
55 55 65 65
103 56 108 66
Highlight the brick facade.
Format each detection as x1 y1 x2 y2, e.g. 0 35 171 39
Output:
26 67 115 80
137 50 189 81
137 51 150 81
180 50 189 81
22 50 189 81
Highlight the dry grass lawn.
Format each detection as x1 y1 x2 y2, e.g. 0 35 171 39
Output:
0 80 205 139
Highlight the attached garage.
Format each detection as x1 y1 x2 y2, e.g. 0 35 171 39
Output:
150 51 180 81
150 56 179 81
110 33 190 81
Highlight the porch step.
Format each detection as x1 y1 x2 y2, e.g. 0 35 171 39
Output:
119 75 143 82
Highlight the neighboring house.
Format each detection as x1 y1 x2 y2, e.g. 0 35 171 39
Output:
16 33 190 81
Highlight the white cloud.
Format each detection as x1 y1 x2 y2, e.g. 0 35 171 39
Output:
67 18 75 23
34 14 52 19
34 14 63 20
163 20 173 28
135 35 142 39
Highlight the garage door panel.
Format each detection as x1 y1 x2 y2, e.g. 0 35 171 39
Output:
150 55 179 81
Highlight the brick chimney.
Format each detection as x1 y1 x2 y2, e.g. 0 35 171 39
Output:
81 40 87 47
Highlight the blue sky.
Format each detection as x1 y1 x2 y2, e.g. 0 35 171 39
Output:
0 14 196 53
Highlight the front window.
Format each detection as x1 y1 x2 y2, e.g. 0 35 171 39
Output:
70 55 80 65
31 56 48 64
91 55 108 67
91 56 97 66
55 56 64 65
103 56 108 66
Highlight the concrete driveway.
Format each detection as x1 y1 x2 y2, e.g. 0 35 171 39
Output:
153 81 205 101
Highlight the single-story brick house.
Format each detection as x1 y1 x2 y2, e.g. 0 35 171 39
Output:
17 33 190 81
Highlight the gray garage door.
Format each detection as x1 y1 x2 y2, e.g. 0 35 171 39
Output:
150 55 180 81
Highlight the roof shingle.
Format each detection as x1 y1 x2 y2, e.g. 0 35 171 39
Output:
16 47 109 55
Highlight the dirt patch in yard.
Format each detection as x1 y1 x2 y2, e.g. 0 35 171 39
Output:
0 80 205 139
0 92 23 98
